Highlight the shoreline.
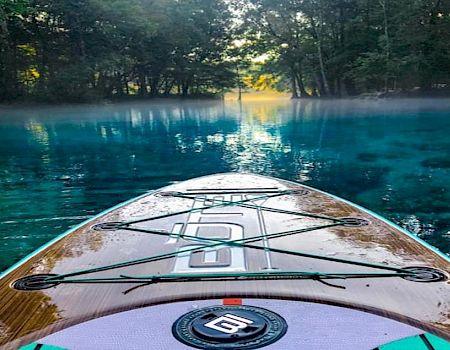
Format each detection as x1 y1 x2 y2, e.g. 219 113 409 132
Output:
1 94 450 110
2 87 450 107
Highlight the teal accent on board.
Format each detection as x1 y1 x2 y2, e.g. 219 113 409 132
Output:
0 191 154 278
426 333 450 349
19 343 68 350
377 333 450 350
378 335 429 350
18 344 36 350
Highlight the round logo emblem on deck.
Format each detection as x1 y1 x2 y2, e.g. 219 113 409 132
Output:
172 305 287 349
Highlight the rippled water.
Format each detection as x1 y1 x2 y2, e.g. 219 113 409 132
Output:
0 99 449 271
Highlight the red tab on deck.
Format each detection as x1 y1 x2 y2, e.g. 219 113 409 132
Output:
223 298 242 305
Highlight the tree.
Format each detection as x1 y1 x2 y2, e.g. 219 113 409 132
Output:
238 0 450 97
0 0 236 102
1 0 450 102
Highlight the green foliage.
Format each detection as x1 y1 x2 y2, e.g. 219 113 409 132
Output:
1 0 450 102
0 0 236 102
238 0 450 97
0 0 30 20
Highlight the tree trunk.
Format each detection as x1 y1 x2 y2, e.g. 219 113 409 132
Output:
236 65 242 101
115 72 124 97
0 13 14 100
316 41 331 96
124 76 129 96
138 71 147 96
295 70 311 98
339 78 348 97
379 0 390 92
315 73 324 96
149 75 160 97
338 2 345 47
291 75 299 99
164 79 175 95
182 80 189 96
308 11 332 97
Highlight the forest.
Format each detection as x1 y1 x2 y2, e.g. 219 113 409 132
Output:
1 0 450 102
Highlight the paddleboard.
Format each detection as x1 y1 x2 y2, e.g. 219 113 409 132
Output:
0 173 449 349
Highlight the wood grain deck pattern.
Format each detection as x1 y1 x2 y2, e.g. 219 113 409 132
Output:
0 173 449 349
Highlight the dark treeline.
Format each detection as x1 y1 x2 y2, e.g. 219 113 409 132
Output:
239 0 450 98
0 0 236 102
1 0 450 102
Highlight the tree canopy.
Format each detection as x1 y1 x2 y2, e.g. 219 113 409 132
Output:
1 0 449 102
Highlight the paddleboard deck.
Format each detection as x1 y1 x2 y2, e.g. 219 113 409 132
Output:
0 173 449 349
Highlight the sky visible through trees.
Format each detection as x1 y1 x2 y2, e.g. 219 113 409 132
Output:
1 0 449 102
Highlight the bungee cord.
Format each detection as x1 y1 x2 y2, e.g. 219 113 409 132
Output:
20 188 427 289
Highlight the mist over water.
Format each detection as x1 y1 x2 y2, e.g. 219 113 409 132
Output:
0 98 449 270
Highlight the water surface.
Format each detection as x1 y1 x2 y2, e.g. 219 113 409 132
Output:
0 99 449 271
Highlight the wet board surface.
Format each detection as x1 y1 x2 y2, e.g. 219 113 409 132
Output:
0 173 449 349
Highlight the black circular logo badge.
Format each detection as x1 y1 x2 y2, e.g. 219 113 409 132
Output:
172 305 287 349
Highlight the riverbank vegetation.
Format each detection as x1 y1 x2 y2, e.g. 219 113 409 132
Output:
1 0 449 102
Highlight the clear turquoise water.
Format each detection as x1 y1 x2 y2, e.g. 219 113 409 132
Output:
0 99 449 271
